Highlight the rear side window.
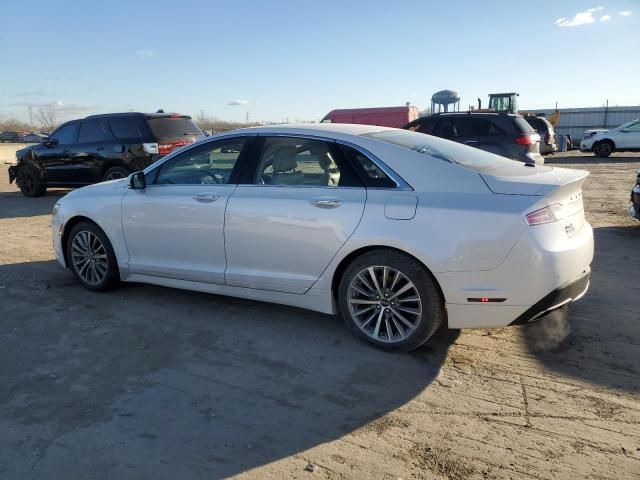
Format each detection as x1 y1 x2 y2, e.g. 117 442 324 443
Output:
340 145 396 188
78 122 105 143
435 117 474 138
109 119 141 140
474 118 505 136
147 117 202 141
50 123 78 144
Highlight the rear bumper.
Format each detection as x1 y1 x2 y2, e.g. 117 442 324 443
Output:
442 221 594 329
508 273 589 326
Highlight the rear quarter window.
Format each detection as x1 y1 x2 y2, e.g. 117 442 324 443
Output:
513 116 536 134
109 119 142 140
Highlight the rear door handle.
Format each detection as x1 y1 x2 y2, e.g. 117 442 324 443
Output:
310 198 342 209
193 193 219 203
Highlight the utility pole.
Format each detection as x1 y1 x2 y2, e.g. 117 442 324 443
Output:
245 111 249 123
28 106 33 125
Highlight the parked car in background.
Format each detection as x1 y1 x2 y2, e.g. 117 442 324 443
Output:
20 132 48 143
321 106 419 128
404 112 543 164
0 131 23 143
524 115 557 155
581 119 640 157
630 169 640 220
52 123 592 351
8 112 203 197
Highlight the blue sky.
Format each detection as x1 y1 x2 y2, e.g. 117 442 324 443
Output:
0 0 638 124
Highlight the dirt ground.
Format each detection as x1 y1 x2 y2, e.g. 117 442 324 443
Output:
1 150 639 480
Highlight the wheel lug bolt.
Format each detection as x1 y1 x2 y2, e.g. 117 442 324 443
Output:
376 305 381 309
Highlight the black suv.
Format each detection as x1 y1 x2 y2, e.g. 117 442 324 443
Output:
8 112 203 197
404 112 543 164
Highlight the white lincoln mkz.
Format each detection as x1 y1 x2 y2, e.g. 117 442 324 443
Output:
52 124 594 351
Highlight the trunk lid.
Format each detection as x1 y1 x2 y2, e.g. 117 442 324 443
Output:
480 163 588 196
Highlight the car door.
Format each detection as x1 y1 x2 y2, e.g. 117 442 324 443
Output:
121 135 253 284
224 135 366 294
38 122 78 184
71 120 108 183
616 120 640 149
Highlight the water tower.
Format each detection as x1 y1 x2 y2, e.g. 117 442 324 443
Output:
431 90 461 113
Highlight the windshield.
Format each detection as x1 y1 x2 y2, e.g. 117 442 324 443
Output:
361 129 515 172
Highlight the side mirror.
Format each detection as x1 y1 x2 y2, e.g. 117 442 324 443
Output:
44 138 59 147
129 171 146 189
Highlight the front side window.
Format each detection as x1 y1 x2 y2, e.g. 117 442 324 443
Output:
153 137 247 185
254 137 346 187
50 123 78 144
78 122 106 143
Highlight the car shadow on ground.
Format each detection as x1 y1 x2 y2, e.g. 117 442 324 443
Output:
0 189 70 219
524 225 640 394
546 154 640 165
0 259 459 479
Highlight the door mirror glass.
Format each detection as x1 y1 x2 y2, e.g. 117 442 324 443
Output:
129 171 146 189
45 138 59 147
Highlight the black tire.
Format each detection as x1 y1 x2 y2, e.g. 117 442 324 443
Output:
593 141 614 158
337 249 444 352
16 164 46 197
103 166 131 181
66 221 120 292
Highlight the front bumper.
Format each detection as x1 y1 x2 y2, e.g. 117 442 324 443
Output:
508 273 589 326
630 186 640 220
8 165 17 183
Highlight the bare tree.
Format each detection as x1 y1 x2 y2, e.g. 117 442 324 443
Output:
38 109 58 132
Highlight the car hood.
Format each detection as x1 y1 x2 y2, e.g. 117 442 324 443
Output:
16 144 36 157
60 178 128 201
480 163 589 196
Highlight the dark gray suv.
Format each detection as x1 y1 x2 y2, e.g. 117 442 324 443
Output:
404 112 543 164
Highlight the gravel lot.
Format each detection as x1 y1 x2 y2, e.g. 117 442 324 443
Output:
1 150 639 479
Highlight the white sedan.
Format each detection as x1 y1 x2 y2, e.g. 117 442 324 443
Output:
581 118 640 157
52 124 594 351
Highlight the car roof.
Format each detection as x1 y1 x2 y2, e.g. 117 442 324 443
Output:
84 112 192 120
228 123 396 137
430 112 519 118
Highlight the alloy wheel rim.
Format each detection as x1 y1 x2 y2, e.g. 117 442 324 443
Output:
347 266 422 343
71 231 108 285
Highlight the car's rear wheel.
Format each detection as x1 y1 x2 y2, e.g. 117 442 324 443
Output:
593 141 614 157
66 221 119 291
103 166 131 181
338 250 444 352
16 164 46 197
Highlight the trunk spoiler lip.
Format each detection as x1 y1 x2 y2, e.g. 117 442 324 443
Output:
479 167 589 196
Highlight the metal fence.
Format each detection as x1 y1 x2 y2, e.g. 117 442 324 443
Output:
521 106 640 144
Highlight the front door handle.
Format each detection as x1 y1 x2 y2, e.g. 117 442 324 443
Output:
310 198 342 209
193 193 219 203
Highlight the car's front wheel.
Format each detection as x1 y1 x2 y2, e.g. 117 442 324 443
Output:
66 221 120 291
338 250 444 352
16 164 46 197
593 140 614 157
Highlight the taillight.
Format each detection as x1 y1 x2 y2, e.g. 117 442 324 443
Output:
158 141 190 155
526 204 563 226
143 142 159 154
516 134 535 146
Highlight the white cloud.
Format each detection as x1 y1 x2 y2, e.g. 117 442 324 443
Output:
555 7 603 27
227 100 253 106
619 10 632 16
600 14 612 21
136 49 154 58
